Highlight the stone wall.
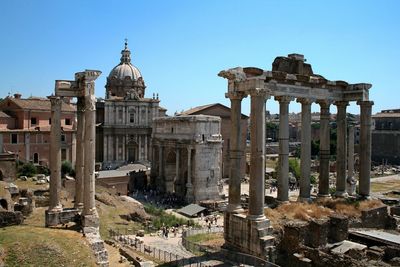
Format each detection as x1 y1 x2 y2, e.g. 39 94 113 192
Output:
0 211 24 227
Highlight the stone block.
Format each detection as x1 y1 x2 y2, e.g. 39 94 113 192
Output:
328 214 349 242
306 219 329 248
83 214 100 228
0 211 24 227
390 206 400 216
361 206 388 228
281 221 308 253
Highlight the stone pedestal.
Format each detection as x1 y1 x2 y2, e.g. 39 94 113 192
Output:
335 101 349 197
318 100 331 198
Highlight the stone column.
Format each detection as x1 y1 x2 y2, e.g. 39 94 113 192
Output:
122 135 126 163
317 100 331 198
226 91 246 212
74 97 85 210
49 96 62 212
138 135 142 161
108 135 113 162
83 92 97 218
335 101 348 197
103 135 108 162
358 101 373 198
248 89 267 220
275 96 292 202
144 135 148 160
116 135 119 161
186 146 194 203
159 145 163 178
297 98 313 201
347 125 355 195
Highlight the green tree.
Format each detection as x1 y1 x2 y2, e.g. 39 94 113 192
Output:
289 158 301 179
18 162 37 177
61 161 75 177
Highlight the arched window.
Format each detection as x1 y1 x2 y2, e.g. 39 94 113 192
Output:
33 153 39 164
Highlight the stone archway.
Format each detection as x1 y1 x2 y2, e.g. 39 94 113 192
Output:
165 150 176 193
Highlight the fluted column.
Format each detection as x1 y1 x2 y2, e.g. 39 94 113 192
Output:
48 96 62 212
275 96 292 202
358 101 373 197
83 92 97 216
317 100 331 198
248 89 268 220
226 91 246 212
297 98 313 201
74 97 85 210
335 101 348 197
347 125 355 195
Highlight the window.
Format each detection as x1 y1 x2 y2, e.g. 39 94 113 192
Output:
11 134 18 144
31 117 37 125
171 127 174 133
61 134 66 142
49 118 51 125
33 153 39 164
130 113 135 123
65 118 71 125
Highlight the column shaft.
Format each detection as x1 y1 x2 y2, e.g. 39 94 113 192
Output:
186 147 193 202
74 97 85 209
276 96 291 201
248 89 267 220
318 101 331 197
83 94 97 216
335 101 348 197
226 92 245 212
49 96 62 211
175 148 180 192
347 125 355 195
358 101 373 197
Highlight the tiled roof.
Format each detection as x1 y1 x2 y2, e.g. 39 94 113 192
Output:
180 103 249 119
0 111 10 118
8 97 76 112
373 112 400 118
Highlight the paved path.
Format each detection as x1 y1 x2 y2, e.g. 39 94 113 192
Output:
371 174 400 183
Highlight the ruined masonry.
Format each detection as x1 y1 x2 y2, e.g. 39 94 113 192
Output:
45 70 109 267
219 54 373 259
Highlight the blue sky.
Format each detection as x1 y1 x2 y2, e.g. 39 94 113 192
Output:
1 1 399 115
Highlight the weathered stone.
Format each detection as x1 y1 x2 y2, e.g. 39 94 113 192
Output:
0 211 24 227
281 220 308 253
306 219 329 248
361 206 388 228
328 214 349 242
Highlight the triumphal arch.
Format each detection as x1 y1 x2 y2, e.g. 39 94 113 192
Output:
219 54 373 259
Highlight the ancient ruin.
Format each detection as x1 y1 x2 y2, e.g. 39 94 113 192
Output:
152 115 223 203
219 54 373 259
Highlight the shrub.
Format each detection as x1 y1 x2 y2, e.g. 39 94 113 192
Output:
289 158 301 179
18 162 37 177
61 161 74 177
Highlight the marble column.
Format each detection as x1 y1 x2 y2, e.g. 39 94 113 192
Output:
144 135 148 160
358 101 373 197
186 147 194 203
159 145 163 178
297 98 313 201
275 96 292 202
317 100 331 198
103 135 108 162
122 135 126 163
74 97 85 210
226 91 246 212
116 135 119 161
138 135 142 161
83 93 97 217
248 89 268 220
49 96 62 212
335 101 348 197
347 125 355 195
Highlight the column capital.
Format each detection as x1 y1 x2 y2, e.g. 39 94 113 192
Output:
357 100 374 107
316 99 332 108
85 95 96 112
225 91 247 101
334 100 349 107
296 97 314 105
248 88 269 99
274 95 294 103
48 96 63 109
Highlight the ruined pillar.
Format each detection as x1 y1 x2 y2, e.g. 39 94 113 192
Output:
248 89 267 220
275 96 292 202
186 146 194 203
226 91 246 212
335 101 348 197
175 148 180 191
358 101 373 198
74 97 85 210
347 125 355 195
297 98 313 201
49 96 63 211
318 100 331 198
83 92 98 220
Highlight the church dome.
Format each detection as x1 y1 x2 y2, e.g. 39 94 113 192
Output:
108 41 142 81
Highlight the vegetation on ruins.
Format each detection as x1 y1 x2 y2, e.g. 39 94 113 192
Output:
61 160 75 177
144 203 195 229
18 162 37 177
288 158 301 179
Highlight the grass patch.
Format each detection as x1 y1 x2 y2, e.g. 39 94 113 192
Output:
371 180 400 193
0 225 96 267
144 204 195 229
186 233 223 244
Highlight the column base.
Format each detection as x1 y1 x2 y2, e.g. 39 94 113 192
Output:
334 191 349 198
317 193 331 200
275 199 290 206
358 194 371 200
226 203 244 213
297 196 311 203
48 205 63 213
247 214 266 221
82 214 100 228
74 202 84 211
